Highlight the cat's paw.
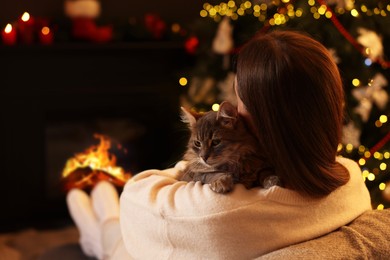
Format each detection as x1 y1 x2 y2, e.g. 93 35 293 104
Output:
209 175 234 193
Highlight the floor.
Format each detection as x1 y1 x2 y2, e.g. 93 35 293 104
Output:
0 225 79 260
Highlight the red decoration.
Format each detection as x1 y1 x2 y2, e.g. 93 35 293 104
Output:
39 26 54 45
72 17 113 43
144 13 167 39
184 36 199 54
18 12 35 44
2 23 17 45
366 131 390 159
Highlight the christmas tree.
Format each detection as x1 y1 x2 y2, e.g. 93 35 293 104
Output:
180 0 390 209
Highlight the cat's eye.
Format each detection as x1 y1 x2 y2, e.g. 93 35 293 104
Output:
211 139 221 146
193 140 201 148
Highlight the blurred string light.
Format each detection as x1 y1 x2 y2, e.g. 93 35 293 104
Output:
179 77 188 86
200 0 390 23
338 110 390 207
199 0 390 67
212 103 220 111
200 0 301 24
364 58 373 66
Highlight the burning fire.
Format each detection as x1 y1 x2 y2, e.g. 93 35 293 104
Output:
61 134 132 191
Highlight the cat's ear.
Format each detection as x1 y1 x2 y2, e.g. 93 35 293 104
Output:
180 106 198 127
217 101 238 128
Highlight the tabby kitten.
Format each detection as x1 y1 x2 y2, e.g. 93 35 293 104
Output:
180 101 274 193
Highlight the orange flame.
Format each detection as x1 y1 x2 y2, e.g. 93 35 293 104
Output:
62 134 131 185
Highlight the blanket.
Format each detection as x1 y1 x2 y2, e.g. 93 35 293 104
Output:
259 209 390 259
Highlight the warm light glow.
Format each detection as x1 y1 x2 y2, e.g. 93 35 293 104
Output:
200 10 208 17
351 9 359 17
374 152 383 160
379 115 388 123
379 183 386 190
367 173 375 181
212 103 220 111
352 78 360 86
318 5 327 15
364 151 371 158
337 143 343 152
377 204 384 210
41 26 50 35
346 143 354 152
21 12 30 22
171 23 181 33
179 77 188 86
295 9 303 17
380 163 387 171
288 9 295 17
244 1 251 8
62 134 130 182
209 8 217 16
384 152 390 159
359 158 366 165
325 11 332 18
228 1 235 8
237 8 245 16
4 23 12 33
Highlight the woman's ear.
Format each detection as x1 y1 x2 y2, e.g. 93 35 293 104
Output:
217 101 238 128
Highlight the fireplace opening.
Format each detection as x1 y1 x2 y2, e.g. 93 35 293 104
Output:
45 117 146 200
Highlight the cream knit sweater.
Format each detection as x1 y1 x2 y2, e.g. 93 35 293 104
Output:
108 156 372 259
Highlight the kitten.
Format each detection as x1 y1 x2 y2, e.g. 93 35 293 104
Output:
179 101 276 193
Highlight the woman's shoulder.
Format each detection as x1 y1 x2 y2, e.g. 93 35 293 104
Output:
336 156 361 173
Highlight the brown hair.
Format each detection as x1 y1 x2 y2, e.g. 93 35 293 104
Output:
236 30 349 197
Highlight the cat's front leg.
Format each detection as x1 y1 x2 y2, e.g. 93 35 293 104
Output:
203 173 234 194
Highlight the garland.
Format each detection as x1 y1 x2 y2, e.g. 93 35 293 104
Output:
316 0 390 68
367 131 390 158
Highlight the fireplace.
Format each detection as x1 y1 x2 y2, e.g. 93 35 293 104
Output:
0 42 192 232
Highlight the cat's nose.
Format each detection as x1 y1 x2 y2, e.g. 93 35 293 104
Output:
200 152 209 162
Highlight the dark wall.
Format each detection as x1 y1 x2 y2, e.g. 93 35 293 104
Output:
0 0 203 26
0 43 192 232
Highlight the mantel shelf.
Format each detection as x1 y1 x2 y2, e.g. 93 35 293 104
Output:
0 40 186 52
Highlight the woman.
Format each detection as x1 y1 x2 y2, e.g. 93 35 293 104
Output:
67 30 373 259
